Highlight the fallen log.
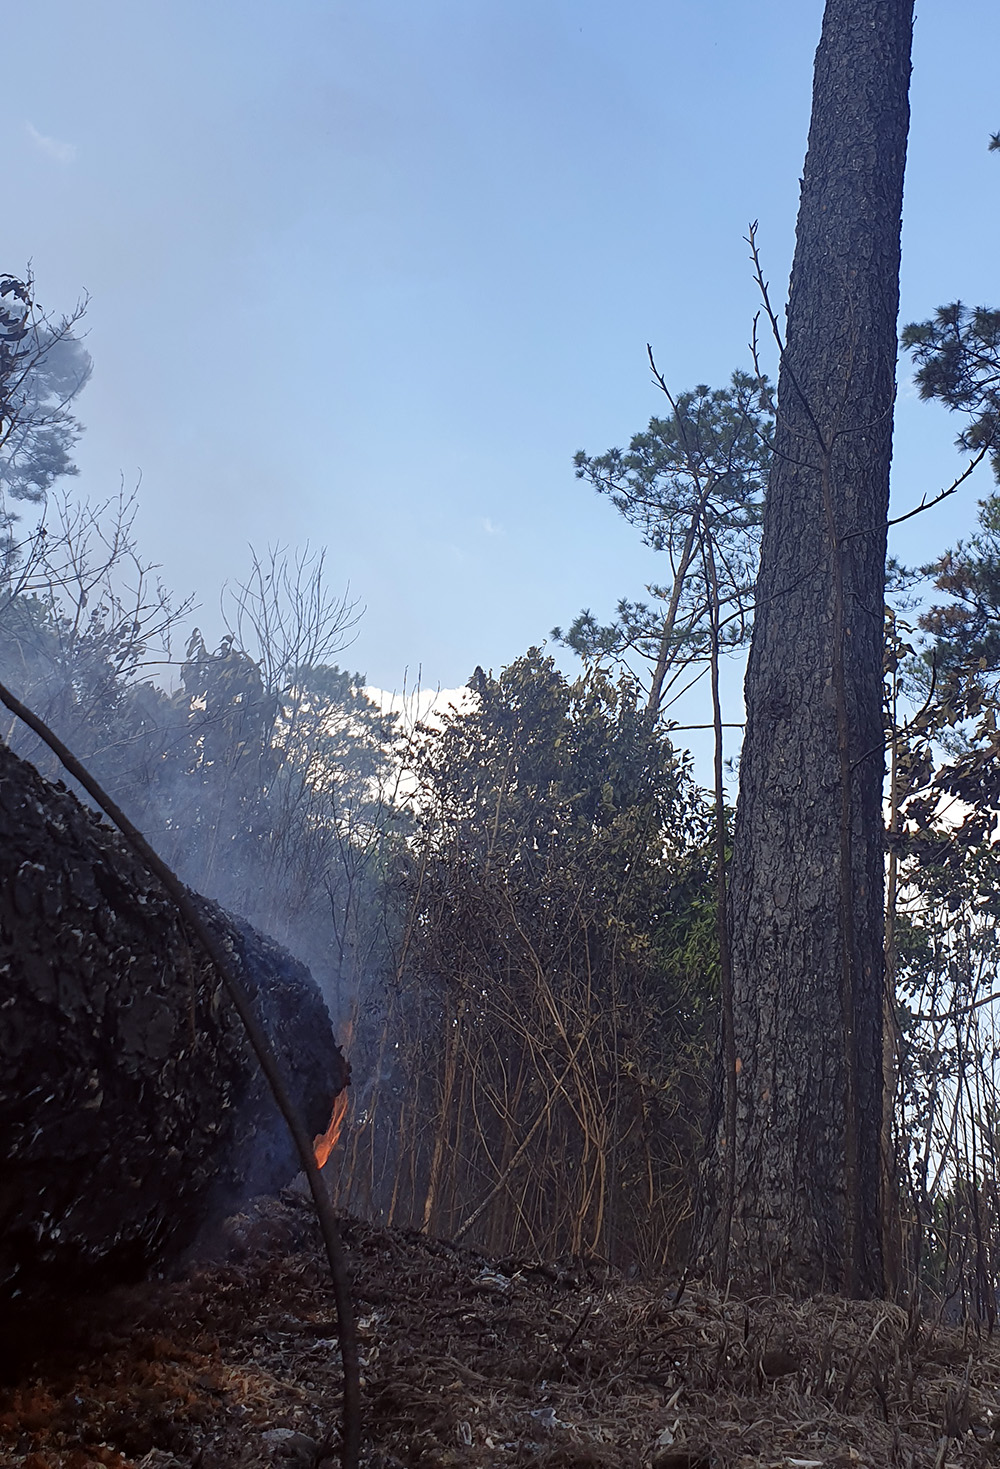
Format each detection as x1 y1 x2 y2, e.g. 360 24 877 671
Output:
0 737 348 1307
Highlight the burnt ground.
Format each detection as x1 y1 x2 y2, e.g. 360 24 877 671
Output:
1 1191 1000 1469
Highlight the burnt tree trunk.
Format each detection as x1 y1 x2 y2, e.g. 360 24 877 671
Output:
0 738 348 1307
716 0 913 1295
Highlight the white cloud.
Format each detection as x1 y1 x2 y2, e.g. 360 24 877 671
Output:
365 683 474 732
481 517 504 536
25 122 77 165
362 685 476 807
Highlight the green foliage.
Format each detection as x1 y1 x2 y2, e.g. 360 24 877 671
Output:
884 482 1000 1311
882 493 1000 852
921 492 1000 658
902 303 1000 481
411 650 713 974
572 372 772 553
155 627 402 943
0 513 404 1004
0 496 188 793
891 830 1000 1308
557 370 772 709
0 275 91 563
378 650 718 1265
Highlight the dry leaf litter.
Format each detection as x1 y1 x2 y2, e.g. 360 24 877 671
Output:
1 1190 999 1469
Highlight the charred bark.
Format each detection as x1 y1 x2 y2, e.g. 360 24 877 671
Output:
0 738 348 1307
715 0 913 1295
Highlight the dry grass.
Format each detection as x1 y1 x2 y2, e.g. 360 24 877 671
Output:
2 1191 1000 1468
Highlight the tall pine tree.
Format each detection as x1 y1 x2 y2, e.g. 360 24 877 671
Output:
714 0 914 1296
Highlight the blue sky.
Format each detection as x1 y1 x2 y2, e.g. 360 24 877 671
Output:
5 1 1000 750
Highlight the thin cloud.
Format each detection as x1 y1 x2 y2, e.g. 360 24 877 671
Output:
481 517 504 536
25 123 77 165
365 684 473 731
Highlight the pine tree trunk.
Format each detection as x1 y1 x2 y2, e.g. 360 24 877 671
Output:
717 0 913 1296
0 739 348 1308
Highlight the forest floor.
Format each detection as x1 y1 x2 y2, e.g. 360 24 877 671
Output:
1 1190 999 1469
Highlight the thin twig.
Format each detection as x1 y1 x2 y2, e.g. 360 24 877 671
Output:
452 1035 591 1245
888 444 991 528
702 527 737 1282
837 444 991 544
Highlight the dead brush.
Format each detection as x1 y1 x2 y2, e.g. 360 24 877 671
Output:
939 1357 973 1439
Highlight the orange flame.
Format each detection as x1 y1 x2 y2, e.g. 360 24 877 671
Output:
313 1090 349 1169
312 1017 354 1170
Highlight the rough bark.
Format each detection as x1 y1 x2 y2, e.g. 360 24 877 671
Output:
717 0 913 1295
0 738 348 1307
